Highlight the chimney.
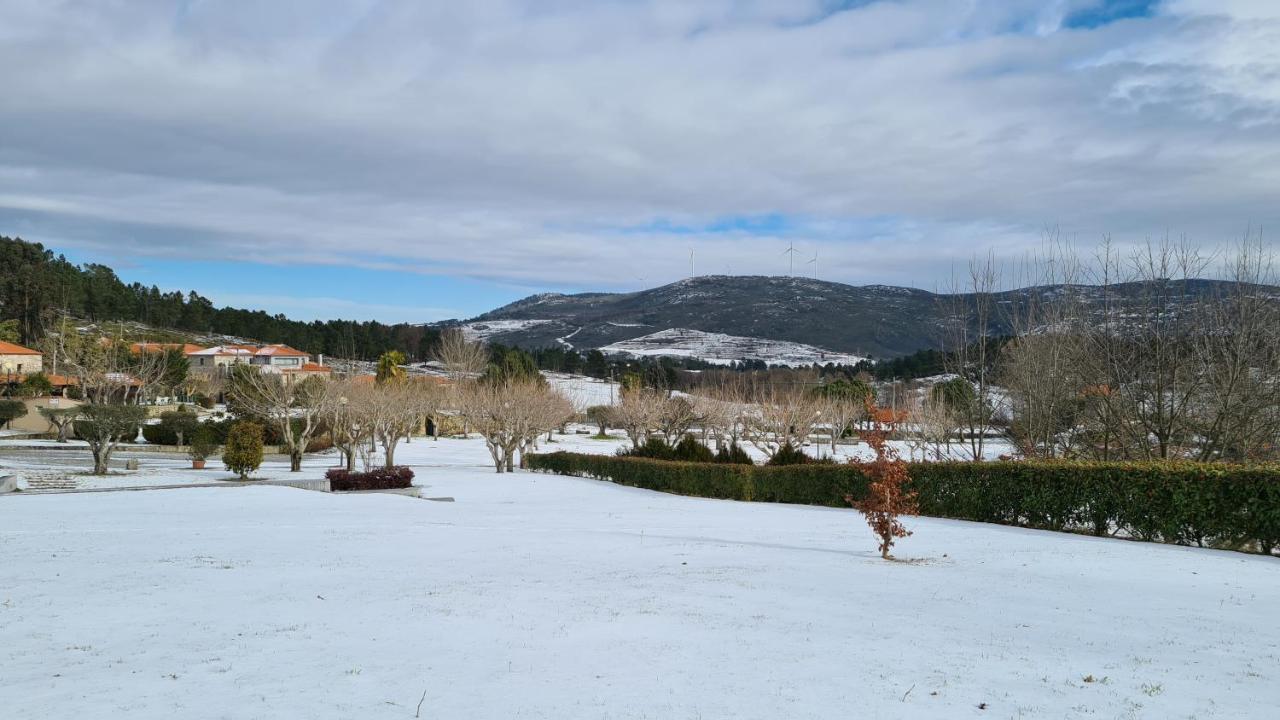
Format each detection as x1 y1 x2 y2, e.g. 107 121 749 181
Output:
318 354 324 367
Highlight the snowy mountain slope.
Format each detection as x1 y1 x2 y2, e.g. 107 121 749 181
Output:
451 275 1279 361
601 328 867 367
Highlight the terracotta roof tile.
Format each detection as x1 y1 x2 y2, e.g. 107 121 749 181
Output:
0 340 41 355
254 344 310 357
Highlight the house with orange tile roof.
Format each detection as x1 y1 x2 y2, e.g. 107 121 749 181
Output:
0 340 43 382
187 345 257 375
186 343 330 381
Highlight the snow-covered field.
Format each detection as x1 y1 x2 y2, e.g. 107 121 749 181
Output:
2 436 1277 719
601 327 867 367
545 373 620 409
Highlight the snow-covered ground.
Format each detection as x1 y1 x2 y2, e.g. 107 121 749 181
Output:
601 328 867 367
1 435 1277 719
0 432 629 492
545 373 620 409
460 318 559 341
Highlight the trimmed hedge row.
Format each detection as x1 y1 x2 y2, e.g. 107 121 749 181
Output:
527 452 1280 555
528 452 867 506
325 466 415 492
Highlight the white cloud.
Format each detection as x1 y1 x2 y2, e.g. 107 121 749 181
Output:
0 0 1277 294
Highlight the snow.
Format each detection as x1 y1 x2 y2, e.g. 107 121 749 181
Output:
601 328 867 367
0 433 629 492
545 373 620 408
460 319 559 341
2 437 1278 719
555 325 583 349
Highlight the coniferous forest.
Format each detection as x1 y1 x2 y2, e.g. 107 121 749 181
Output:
0 235 443 360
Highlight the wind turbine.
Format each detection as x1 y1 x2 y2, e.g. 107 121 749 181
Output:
807 251 819 279
781 241 799 276
689 247 696 278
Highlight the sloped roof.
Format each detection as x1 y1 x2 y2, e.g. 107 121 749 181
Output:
255 344 310 358
0 340 40 355
189 345 255 357
286 362 332 373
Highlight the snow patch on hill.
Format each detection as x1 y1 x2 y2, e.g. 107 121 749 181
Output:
601 328 868 367
460 319 558 341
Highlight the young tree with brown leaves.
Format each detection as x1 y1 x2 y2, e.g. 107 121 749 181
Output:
848 400 919 560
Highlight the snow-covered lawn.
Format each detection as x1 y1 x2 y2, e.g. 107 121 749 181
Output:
0 431 631 491
1 435 1277 719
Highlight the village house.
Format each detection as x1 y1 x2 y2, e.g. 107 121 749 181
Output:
0 340 43 383
186 345 256 375
186 343 330 382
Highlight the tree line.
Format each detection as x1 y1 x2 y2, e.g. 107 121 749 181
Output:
0 235 444 360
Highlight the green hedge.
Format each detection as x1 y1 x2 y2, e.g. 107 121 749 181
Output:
527 453 1280 555
527 451 869 505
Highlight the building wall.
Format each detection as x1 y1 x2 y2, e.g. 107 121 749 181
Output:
9 396 83 434
0 352 43 376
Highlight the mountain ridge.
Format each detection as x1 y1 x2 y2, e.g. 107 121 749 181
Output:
460 275 1275 359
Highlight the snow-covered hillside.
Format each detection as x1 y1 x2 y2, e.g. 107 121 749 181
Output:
601 328 867 367
460 318 560 341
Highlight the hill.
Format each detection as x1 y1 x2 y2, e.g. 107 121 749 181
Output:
460 275 1278 360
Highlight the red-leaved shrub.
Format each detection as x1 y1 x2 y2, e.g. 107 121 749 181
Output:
848 400 919 559
325 466 415 491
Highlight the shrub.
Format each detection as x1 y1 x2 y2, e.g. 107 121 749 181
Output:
715 442 755 465
223 422 264 479
526 453 1280 555
623 436 718 463
193 393 215 410
141 423 173 444
305 433 334 454
0 399 29 429
18 372 53 398
188 425 219 462
618 437 676 460
529 452 865 505
847 407 918 559
326 466 415 491
766 442 809 466
672 434 716 463
765 442 834 466
159 408 200 446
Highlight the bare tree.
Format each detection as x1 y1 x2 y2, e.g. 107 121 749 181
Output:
459 379 573 472
434 329 488 381
42 327 168 474
355 379 442 468
907 395 956 461
611 388 668 448
940 254 1000 461
656 395 699 444
228 369 333 472
324 379 373 471
744 385 825 459
1189 237 1280 461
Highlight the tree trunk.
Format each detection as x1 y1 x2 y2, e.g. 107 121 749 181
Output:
290 449 302 472
92 445 110 475
487 442 505 473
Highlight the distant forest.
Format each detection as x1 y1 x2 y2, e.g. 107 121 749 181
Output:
0 235 443 360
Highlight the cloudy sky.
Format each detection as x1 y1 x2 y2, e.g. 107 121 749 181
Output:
2 0 1278 322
